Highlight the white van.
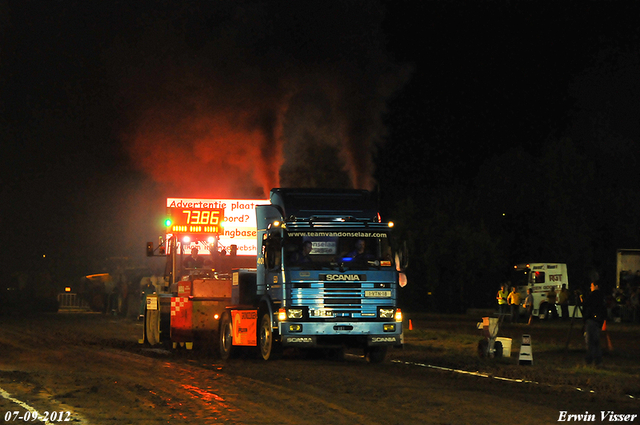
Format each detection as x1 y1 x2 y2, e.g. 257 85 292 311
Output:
512 263 581 319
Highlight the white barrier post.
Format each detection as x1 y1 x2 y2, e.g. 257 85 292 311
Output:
518 334 533 365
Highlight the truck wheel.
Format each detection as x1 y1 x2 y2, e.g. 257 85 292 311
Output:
258 312 281 360
219 312 233 360
365 346 387 363
258 312 274 360
539 302 549 320
145 309 160 346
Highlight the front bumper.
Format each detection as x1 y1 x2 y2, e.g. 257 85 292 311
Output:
278 320 404 348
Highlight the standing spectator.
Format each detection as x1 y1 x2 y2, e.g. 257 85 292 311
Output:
613 288 626 321
605 291 616 322
496 284 508 317
523 288 534 325
629 286 639 323
507 287 521 323
582 275 606 367
103 275 116 315
184 247 205 269
546 287 557 320
613 288 627 322
558 284 570 320
633 270 640 289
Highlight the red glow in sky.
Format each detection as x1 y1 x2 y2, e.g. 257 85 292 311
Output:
127 108 281 198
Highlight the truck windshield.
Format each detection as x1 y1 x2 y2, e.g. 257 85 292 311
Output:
284 231 393 270
511 268 545 288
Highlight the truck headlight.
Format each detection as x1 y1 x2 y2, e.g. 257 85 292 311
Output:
287 308 304 319
379 308 395 319
280 308 306 320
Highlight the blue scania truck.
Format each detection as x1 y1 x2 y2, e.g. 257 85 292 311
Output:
219 188 407 363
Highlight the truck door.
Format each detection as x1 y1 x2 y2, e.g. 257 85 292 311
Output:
256 205 284 298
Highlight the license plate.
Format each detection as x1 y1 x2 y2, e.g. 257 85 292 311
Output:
310 309 334 317
365 290 391 298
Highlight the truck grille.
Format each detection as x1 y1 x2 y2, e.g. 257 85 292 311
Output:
290 281 390 316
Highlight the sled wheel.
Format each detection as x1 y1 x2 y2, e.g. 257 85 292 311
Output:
145 309 160 346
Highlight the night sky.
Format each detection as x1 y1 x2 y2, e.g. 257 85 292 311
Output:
2 1 639 289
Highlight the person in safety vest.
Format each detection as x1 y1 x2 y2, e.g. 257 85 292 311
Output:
496 284 508 316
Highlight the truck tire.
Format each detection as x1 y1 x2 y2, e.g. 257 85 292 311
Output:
258 312 281 360
258 312 273 360
145 309 160 346
539 302 549 320
365 346 387 363
219 312 233 360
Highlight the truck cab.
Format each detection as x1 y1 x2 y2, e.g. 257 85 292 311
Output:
513 263 579 319
254 189 405 362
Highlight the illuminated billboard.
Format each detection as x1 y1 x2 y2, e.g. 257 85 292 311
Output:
166 198 268 256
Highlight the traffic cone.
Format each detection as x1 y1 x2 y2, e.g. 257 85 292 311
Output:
518 334 533 365
602 320 614 352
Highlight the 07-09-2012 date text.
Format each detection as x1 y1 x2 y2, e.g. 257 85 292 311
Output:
4 411 72 422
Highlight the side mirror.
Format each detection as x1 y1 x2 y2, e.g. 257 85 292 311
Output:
395 241 409 272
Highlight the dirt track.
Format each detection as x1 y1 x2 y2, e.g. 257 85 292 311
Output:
0 312 637 424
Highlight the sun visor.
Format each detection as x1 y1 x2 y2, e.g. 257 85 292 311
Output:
269 188 379 221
